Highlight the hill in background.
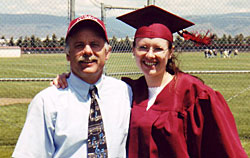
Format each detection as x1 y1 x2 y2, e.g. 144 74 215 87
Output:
0 12 250 39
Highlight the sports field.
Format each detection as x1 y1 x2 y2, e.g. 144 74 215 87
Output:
0 52 249 157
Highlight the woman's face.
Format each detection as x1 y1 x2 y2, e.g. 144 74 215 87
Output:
133 37 172 78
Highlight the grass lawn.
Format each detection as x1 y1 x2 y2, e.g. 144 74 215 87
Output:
0 52 249 157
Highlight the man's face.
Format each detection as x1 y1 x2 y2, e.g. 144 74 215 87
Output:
67 27 111 84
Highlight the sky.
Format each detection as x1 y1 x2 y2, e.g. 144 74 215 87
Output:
0 0 249 38
0 0 249 18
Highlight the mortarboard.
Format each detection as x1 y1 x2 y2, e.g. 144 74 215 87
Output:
117 5 194 42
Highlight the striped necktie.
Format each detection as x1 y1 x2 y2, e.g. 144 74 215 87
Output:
87 85 108 158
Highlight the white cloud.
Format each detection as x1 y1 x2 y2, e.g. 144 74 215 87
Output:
0 0 249 16
0 0 68 15
154 0 250 15
73 0 145 18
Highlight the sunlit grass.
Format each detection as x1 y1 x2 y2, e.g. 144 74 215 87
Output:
0 52 249 157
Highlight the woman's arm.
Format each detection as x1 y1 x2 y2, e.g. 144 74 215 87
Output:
50 72 70 89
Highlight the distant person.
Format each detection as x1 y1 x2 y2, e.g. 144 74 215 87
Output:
204 48 209 58
12 15 132 158
212 49 217 56
219 48 224 58
223 49 229 58
52 5 248 158
234 49 239 57
228 49 233 57
208 49 214 57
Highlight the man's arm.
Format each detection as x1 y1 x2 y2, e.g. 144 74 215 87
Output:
12 93 55 158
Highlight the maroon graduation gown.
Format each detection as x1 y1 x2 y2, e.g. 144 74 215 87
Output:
122 72 247 158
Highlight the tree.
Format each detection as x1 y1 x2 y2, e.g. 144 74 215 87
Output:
22 36 31 47
174 36 184 47
30 35 37 47
16 36 23 47
234 34 244 45
123 36 132 52
8 37 15 46
117 37 131 52
51 33 58 47
0 35 6 40
228 35 233 44
43 35 51 47
58 37 65 47
245 36 250 44
173 36 184 52
211 34 218 45
221 34 228 45
35 37 43 47
110 36 118 45
110 36 118 52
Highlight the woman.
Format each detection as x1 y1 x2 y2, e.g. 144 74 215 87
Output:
52 5 247 158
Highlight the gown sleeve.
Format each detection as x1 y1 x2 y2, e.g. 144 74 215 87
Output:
186 82 248 158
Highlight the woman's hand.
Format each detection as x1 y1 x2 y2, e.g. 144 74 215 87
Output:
50 72 70 89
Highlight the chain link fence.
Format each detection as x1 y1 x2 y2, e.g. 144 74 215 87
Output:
0 0 249 157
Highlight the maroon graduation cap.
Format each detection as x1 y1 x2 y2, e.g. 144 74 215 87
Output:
117 5 194 42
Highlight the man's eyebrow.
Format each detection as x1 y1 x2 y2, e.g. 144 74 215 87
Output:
74 41 84 44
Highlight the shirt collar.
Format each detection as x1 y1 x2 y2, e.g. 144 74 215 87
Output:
68 72 104 100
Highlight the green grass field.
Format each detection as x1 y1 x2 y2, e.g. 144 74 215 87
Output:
0 52 249 157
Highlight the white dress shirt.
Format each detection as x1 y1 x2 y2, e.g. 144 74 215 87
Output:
12 72 132 158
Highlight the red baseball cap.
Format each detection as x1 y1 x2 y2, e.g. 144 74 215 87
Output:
66 15 109 43
117 5 194 42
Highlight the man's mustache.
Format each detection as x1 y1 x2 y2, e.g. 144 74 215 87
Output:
77 56 98 62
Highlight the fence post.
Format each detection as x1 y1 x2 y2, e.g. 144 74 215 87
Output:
101 3 106 25
147 0 155 5
69 0 75 21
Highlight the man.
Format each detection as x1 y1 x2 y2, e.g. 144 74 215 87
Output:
12 15 132 158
